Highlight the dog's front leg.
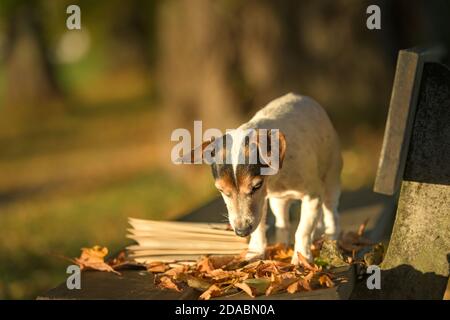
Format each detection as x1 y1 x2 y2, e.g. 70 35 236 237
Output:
292 195 322 264
246 200 268 260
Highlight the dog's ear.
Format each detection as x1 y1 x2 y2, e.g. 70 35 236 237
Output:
277 131 287 169
257 129 287 173
175 137 216 164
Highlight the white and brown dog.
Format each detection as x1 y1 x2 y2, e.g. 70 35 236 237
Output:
181 93 342 263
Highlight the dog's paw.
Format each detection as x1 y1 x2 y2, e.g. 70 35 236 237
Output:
290 248 313 265
245 250 265 261
247 236 266 261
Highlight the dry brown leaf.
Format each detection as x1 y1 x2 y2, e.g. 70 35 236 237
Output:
207 268 231 280
265 277 298 296
241 260 263 271
74 245 120 275
147 261 169 273
150 242 352 298
234 282 255 297
296 252 318 272
319 274 335 288
339 220 373 253
303 271 315 291
199 284 222 300
288 271 314 293
157 276 183 292
358 219 369 237
339 231 373 252
164 265 189 277
208 269 248 282
186 275 212 291
209 255 237 269
197 257 215 273
274 248 294 260
286 281 301 294
287 273 313 294
265 243 286 259
107 251 126 267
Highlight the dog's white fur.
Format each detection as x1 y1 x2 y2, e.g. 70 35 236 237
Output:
222 93 342 263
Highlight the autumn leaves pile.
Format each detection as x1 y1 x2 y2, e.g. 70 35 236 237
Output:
150 244 338 299
68 221 383 300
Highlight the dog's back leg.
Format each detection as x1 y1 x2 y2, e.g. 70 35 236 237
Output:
269 197 292 245
321 151 342 240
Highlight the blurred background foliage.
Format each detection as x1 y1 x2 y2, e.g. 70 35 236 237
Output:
0 0 449 299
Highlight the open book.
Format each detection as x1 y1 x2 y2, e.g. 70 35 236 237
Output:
126 218 248 263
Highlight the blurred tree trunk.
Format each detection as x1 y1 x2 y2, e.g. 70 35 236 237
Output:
155 0 393 132
155 0 450 134
156 0 243 131
4 4 61 114
106 0 156 72
156 0 293 131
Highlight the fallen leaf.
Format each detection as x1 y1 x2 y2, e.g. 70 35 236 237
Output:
157 276 183 292
186 275 212 291
265 277 298 296
74 245 120 275
287 270 315 293
147 261 169 273
296 252 318 272
165 265 189 277
197 257 215 273
208 269 248 282
199 284 222 300
244 278 270 295
287 280 303 293
311 238 324 258
234 282 255 297
319 274 335 288
339 220 374 253
302 272 314 291
265 243 287 260
209 255 237 269
107 251 126 267
150 242 352 299
274 248 294 260
358 219 369 237
339 230 373 253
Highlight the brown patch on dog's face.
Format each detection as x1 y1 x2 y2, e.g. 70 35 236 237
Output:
212 162 266 237
235 164 264 194
210 129 286 237
213 165 236 197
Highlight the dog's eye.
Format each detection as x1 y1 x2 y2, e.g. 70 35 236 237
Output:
218 189 231 197
250 182 263 193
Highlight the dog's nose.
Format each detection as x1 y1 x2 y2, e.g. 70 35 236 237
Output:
235 225 252 237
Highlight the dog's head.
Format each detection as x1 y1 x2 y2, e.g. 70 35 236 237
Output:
179 129 286 237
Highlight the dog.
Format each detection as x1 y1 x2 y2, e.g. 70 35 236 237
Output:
180 93 342 263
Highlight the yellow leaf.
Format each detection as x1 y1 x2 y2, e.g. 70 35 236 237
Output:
319 274 334 288
147 261 169 273
74 245 120 275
